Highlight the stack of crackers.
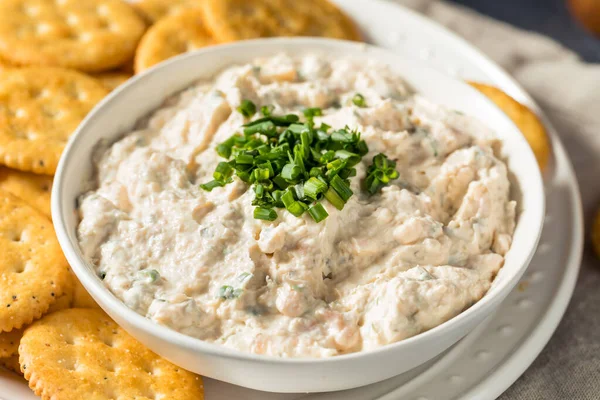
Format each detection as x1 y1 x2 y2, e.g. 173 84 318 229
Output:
0 0 554 398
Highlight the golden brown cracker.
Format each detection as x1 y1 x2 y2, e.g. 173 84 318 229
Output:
0 67 108 175
0 355 21 375
202 0 362 42
0 190 70 332
134 0 202 23
71 273 100 309
0 167 53 218
0 328 23 358
46 272 74 314
0 0 147 72
134 9 216 73
20 309 204 400
91 71 131 91
469 82 551 170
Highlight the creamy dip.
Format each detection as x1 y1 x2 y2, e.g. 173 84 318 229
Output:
77 54 516 357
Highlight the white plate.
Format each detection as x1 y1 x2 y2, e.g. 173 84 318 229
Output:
0 0 583 399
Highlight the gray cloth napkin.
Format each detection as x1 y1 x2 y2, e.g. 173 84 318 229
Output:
394 0 600 398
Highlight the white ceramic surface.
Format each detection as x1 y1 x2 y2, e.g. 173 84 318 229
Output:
50 38 544 393
0 1 583 399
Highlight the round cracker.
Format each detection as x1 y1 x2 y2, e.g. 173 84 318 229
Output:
0 355 21 375
134 9 216 73
0 167 53 218
20 309 204 400
0 190 70 332
468 81 551 170
0 328 23 358
0 67 108 175
134 0 202 23
0 0 147 73
90 71 132 91
202 0 362 42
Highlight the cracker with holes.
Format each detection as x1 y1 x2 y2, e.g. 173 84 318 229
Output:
0 0 146 72
0 190 70 332
0 167 53 218
19 309 204 400
134 0 202 23
468 82 551 170
202 0 362 42
134 9 216 73
0 355 21 375
0 67 108 174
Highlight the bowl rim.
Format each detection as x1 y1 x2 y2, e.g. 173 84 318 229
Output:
52 37 545 365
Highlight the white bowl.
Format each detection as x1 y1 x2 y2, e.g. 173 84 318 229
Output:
52 38 544 393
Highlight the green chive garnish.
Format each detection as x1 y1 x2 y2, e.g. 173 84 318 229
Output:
219 285 243 300
254 207 277 221
237 99 256 118
303 107 323 120
199 180 227 191
261 104 275 116
330 175 353 202
364 153 399 195
324 187 345 210
200 102 396 222
352 93 367 107
308 203 328 222
303 177 328 200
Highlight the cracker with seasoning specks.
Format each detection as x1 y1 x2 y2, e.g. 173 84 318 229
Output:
0 190 70 332
19 309 204 400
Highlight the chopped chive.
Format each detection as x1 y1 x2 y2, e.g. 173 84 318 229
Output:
213 162 234 181
144 269 160 282
324 187 345 210
235 153 254 165
287 201 307 217
261 104 275 116
237 99 256 117
356 140 369 156
334 150 360 167
218 285 243 300
200 179 227 192
330 175 353 201
272 190 284 207
308 202 328 223
255 184 265 198
303 107 323 119
254 207 277 221
253 168 271 181
364 153 399 195
293 183 304 200
331 129 356 143
303 177 328 200
281 163 301 181
352 93 367 107
272 175 289 189
281 189 296 208
244 120 276 136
